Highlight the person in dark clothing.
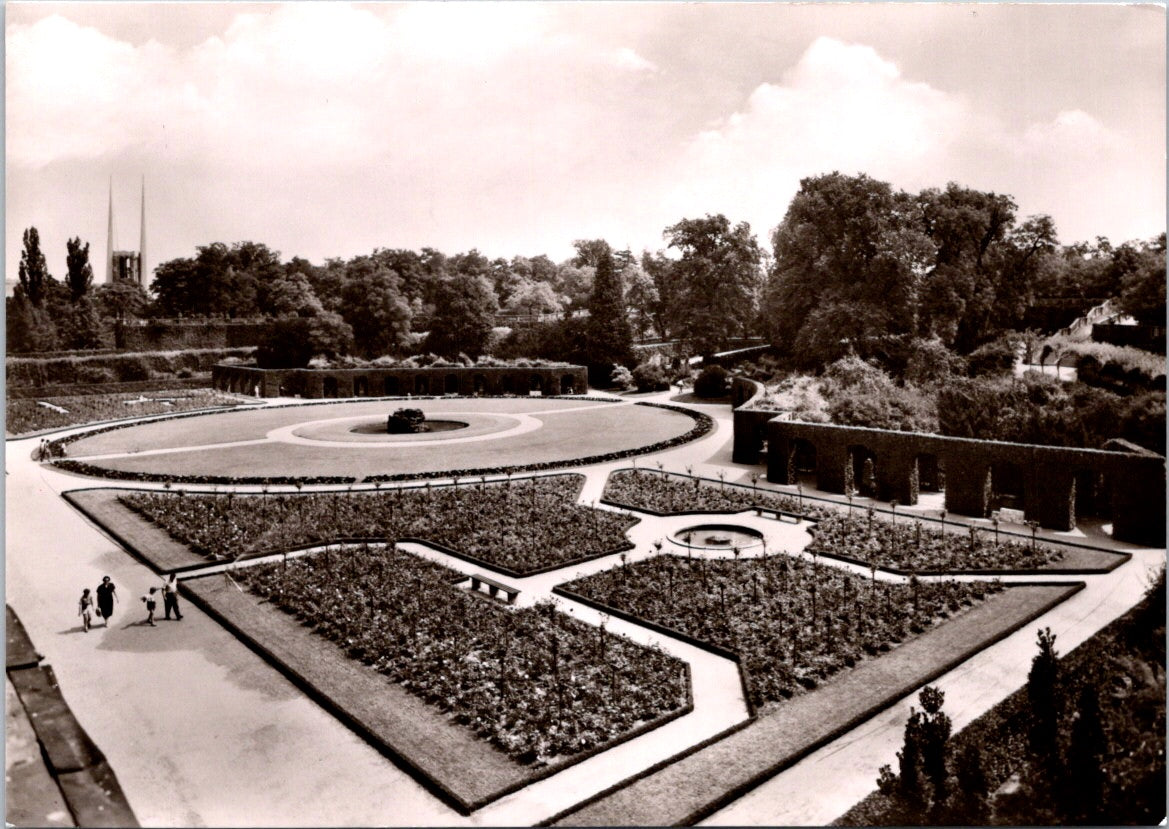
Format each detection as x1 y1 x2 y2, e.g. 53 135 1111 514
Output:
95 576 118 627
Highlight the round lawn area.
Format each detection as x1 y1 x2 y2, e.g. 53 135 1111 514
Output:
61 397 704 481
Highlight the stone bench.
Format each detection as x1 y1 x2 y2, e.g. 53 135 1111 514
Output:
469 574 520 604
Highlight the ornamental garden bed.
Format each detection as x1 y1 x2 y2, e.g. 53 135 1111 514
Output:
559 554 1003 711
184 545 691 815
6 388 251 438
603 469 1125 573
113 475 638 577
545 582 1082 827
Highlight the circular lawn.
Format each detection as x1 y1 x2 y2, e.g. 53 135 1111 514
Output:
61 397 704 481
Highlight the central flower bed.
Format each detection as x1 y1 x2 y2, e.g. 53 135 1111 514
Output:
233 543 689 765
120 475 637 576
349 419 468 435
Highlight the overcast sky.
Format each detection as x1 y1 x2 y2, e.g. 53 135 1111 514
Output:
6 2 1165 285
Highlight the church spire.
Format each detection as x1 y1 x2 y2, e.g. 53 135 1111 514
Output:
106 176 115 284
139 176 147 287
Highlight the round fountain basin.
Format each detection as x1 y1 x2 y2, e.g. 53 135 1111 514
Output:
673 523 764 551
350 419 469 435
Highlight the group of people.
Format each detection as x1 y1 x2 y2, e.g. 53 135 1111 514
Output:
77 573 184 632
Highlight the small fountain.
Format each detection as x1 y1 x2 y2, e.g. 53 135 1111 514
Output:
672 523 764 551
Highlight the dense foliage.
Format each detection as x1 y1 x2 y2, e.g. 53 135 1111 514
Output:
233 543 689 764
840 570 1165 825
603 468 811 517
6 389 246 436
584 243 635 386
562 553 1001 710
121 475 637 574
937 373 1165 454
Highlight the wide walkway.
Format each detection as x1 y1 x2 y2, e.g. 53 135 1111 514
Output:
6 389 1163 826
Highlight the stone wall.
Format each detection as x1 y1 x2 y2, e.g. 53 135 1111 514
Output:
212 364 589 399
758 420 1164 546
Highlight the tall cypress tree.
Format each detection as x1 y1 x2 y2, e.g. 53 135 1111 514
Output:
66 236 94 302
18 227 51 307
585 244 633 386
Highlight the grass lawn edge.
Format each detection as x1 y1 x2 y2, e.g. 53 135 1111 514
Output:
544 581 1083 827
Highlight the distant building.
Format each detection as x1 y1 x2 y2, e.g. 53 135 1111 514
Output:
107 177 147 287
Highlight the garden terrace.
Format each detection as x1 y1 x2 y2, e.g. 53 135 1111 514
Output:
604 469 1117 573
119 475 638 577
737 418 1164 547
6 388 248 437
559 554 1002 711
230 543 689 766
213 362 587 398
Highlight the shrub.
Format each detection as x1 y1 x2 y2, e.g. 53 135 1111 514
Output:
631 361 670 392
386 407 426 433
694 364 730 398
610 365 635 391
966 337 1018 378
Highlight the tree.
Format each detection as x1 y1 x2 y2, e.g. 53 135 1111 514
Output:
764 173 931 367
18 227 51 307
622 261 661 340
6 294 58 352
663 214 763 357
1116 234 1166 325
65 237 94 302
1063 685 1107 824
339 256 412 358
423 269 498 359
265 273 324 318
93 280 149 321
1027 627 1062 778
585 243 634 384
506 279 563 318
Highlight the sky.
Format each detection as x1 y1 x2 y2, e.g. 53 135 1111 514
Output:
5 2 1166 287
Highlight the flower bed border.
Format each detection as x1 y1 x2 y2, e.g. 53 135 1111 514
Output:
542 581 1084 827
41 399 711 486
180 571 694 815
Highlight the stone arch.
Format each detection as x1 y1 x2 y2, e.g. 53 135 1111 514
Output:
560 374 575 394
414 375 429 396
322 376 339 398
530 374 544 394
353 376 369 397
1074 468 1110 518
473 374 488 395
499 375 513 394
916 453 942 492
384 375 400 396
990 461 1024 512
445 374 459 394
848 445 879 497
789 438 817 486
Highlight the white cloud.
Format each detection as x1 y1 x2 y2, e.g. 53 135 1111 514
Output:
1020 109 1124 157
666 36 968 237
608 47 658 73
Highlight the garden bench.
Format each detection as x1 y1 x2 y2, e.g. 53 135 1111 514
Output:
469 573 520 604
755 507 802 524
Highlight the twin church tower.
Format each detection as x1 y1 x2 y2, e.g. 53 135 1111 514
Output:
106 177 147 286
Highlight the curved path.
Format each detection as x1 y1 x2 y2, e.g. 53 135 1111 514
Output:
6 389 1163 826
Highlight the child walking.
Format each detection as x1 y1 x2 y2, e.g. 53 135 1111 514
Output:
141 587 160 627
78 588 94 632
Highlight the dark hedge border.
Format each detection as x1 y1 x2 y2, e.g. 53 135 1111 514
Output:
543 581 1085 827
181 569 694 815
603 467 1133 569
43 397 707 486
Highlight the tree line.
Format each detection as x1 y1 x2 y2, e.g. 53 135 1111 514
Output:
10 171 1163 386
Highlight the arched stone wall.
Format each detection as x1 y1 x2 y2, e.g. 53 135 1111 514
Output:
760 419 1165 546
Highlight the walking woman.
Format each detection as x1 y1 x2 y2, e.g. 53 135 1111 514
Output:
95 575 118 627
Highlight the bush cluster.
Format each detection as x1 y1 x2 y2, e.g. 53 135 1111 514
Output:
562 554 1001 710
603 468 815 517
120 475 637 575
7 348 253 389
233 543 688 765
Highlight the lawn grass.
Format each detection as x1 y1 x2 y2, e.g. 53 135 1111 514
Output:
6 388 250 437
64 489 208 571
546 583 1081 827
61 399 697 480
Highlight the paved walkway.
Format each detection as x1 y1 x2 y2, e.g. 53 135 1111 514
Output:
6 390 1163 826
